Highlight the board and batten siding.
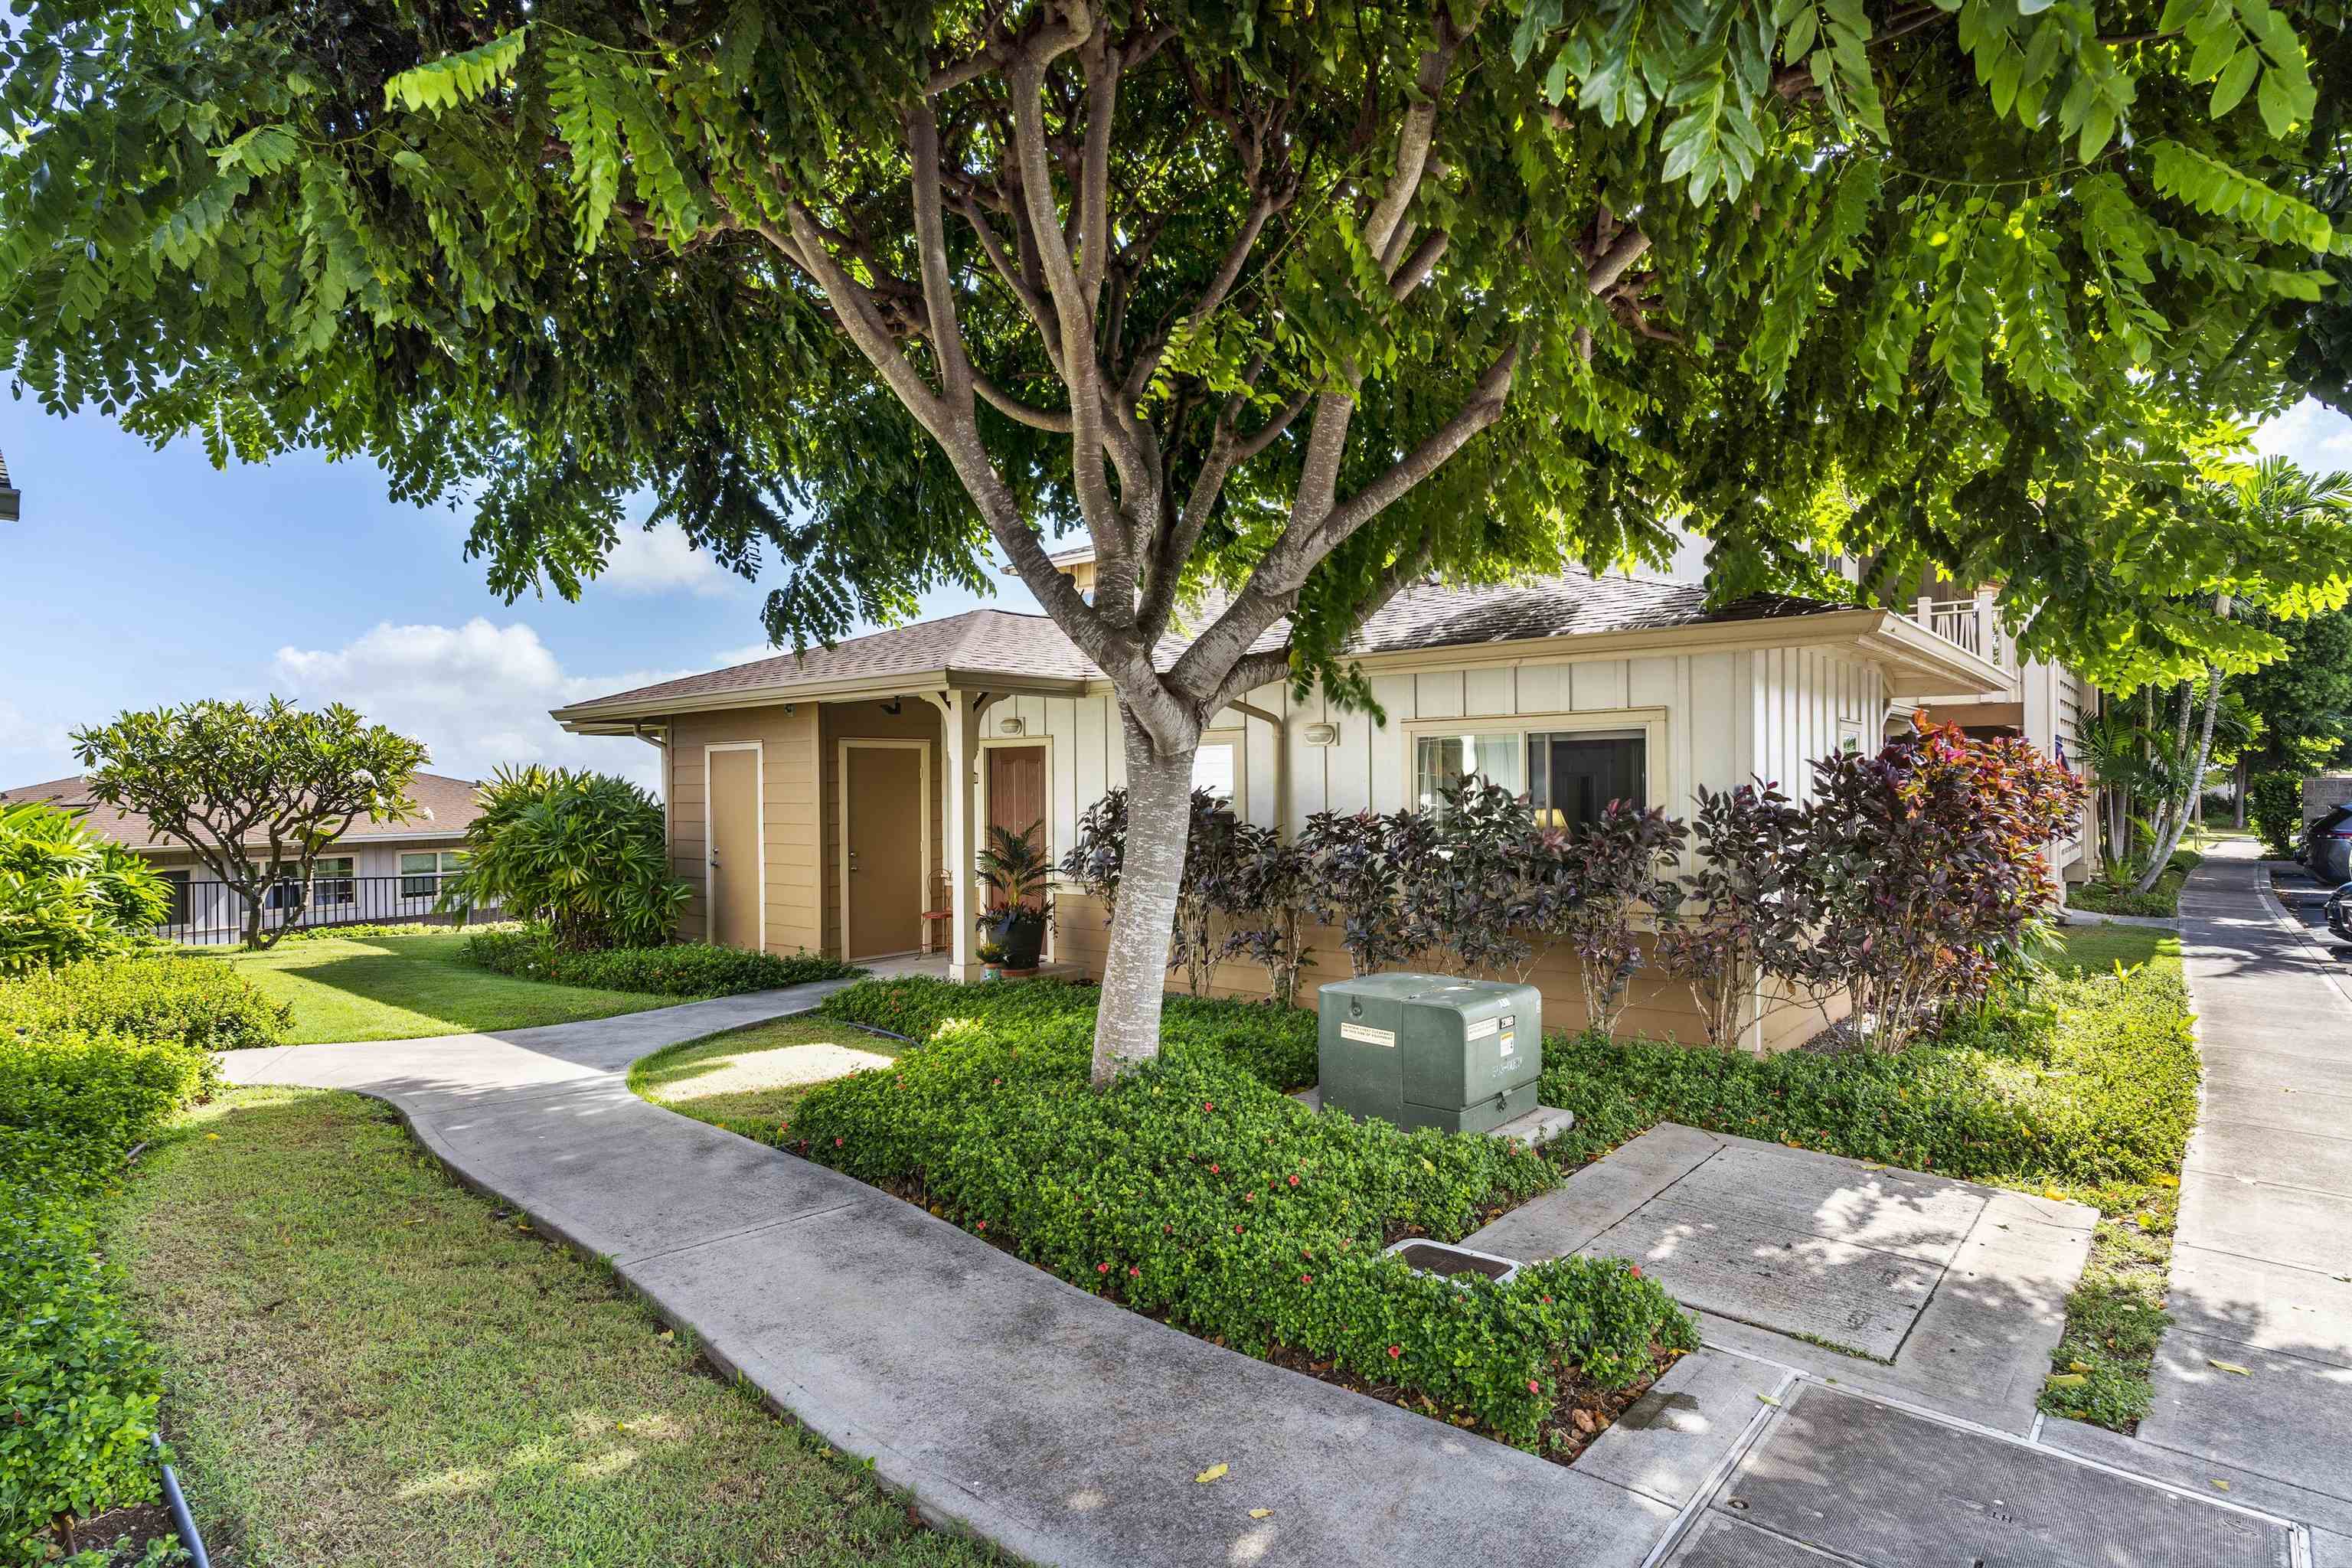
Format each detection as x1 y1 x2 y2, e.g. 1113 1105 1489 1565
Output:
665 705 823 956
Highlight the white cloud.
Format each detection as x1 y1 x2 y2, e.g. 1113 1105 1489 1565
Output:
0 698 77 786
272 619 688 791
2254 397 2352 474
598 521 742 597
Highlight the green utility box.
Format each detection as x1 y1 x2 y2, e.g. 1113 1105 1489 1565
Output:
1317 972 1541 1134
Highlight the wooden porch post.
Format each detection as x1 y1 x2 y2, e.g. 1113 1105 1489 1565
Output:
926 688 985 981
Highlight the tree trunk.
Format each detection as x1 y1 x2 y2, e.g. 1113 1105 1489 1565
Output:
2135 668 2226 893
1090 714 1198 1087
2233 754 2248 828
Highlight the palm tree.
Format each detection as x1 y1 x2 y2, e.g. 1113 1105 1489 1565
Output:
2132 455 2352 893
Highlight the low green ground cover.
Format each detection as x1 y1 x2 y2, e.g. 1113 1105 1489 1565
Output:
206 931 671 1044
2 954 283 1562
2067 849 2200 919
793 978 1692 1453
786 924 2193 1439
466 929 860 998
106 1087 998 1568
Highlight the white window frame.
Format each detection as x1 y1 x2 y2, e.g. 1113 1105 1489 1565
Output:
837 737 931 961
1193 727 1246 817
1401 707 1670 825
704 741 768 952
397 850 462 900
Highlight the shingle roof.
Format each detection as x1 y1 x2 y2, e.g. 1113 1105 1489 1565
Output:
1351 571 1831 655
0 771 485 851
564 570 1846 713
570 609 1102 710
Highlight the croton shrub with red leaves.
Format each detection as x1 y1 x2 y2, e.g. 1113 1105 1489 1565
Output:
1802 723 2087 1049
799 978 1694 1446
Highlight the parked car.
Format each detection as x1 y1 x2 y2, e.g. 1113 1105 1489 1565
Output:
2328 881 2352 944
2298 804 2352 884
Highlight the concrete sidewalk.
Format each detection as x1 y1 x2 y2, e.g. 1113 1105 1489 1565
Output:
220 983 1677 1568
2037 840 2352 1557
218 957 2341 1566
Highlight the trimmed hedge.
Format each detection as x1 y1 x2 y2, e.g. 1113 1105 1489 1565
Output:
792 979 1692 1448
465 931 861 996
0 953 293 1054
0 956 277 1560
1540 961 2199 1190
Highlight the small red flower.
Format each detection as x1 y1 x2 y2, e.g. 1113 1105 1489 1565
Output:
1234 1224 1245 1234
1527 1380 1541 1395
1243 1191 1256 1202
1098 1263 1110 1274
1204 1101 1215 1112
975 1221 987 1231
1300 1273 1312 1284
1165 1223 1174 1233
1541 1295 1553 1305
1628 1266 1642 1278
833 1136 844 1147
1287 1174 1299 1187
1209 1164 1220 1174
1387 1345 1403 1359
1129 1266 1140 1278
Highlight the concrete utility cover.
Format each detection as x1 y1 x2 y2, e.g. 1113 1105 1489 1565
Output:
1694 1385 2292 1566
1579 1141 1991 1361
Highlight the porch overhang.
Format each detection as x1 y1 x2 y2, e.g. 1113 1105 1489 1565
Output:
550 666 1094 734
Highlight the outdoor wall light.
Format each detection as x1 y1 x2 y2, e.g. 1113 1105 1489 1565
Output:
1304 721 1340 746
998 716 1027 736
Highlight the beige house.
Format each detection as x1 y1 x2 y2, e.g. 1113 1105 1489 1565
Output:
555 557 2087 1051
1 771 485 939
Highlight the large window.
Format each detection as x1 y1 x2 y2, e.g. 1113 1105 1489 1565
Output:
400 850 463 899
1414 727 1648 830
267 855 355 909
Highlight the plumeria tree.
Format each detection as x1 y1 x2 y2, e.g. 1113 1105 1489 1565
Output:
8 1 2352 1076
71 698 425 950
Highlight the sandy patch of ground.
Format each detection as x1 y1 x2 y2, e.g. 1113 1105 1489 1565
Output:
659 1041 896 1100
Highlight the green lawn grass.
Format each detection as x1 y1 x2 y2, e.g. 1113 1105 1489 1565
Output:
112 1086 998 1568
632 1015 907 1138
205 931 672 1044
2047 922 2182 977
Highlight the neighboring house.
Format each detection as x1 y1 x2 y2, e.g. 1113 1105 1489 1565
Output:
553 555 2092 1051
0 771 485 940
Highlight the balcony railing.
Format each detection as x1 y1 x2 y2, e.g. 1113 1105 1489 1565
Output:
161 874 501 947
1911 593 2011 669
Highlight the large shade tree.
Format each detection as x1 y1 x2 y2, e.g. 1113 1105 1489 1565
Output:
8 0 2352 1075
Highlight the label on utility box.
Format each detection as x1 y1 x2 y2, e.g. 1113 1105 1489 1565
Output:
1465 1016 1498 1041
1341 1021 1397 1048
1499 1014 1518 1056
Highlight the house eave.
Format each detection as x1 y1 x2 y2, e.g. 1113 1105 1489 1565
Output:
551 665 1094 730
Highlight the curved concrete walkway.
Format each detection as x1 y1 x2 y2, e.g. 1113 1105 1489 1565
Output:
220 983 1675 1568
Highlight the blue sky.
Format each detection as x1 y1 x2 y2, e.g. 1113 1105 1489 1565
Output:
5 397 2350 793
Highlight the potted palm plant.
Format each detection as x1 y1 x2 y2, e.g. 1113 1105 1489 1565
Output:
975 819 1052 975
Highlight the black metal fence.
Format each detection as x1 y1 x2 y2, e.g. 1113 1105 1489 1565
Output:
162 874 501 946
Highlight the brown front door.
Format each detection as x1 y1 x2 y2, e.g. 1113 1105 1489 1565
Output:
707 746 762 949
986 745 1047 891
845 744 925 958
